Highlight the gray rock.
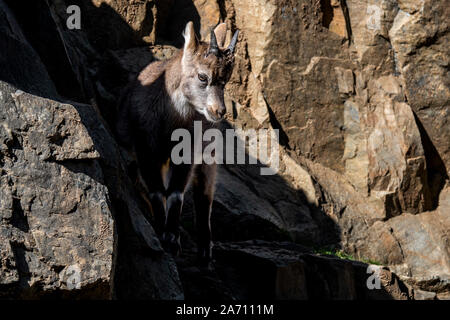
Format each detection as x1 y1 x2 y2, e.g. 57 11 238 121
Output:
0 81 115 298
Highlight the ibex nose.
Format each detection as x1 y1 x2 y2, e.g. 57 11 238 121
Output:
217 106 226 118
210 104 226 119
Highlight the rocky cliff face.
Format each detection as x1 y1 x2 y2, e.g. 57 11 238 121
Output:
0 0 448 299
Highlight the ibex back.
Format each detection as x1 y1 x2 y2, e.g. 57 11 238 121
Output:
116 22 239 264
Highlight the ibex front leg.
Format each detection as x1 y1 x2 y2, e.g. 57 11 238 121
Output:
164 163 193 255
193 163 216 265
139 160 167 237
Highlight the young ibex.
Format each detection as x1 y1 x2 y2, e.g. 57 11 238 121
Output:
116 22 239 263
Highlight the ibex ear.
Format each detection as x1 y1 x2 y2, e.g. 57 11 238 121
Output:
213 23 227 48
183 21 198 55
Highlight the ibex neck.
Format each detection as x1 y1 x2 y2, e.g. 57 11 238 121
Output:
165 50 194 122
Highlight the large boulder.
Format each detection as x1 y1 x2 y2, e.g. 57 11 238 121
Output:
0 81 115 298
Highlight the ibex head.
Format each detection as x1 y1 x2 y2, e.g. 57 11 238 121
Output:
180 21 239 122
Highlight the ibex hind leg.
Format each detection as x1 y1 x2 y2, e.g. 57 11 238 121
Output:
193 164 216 267
164 163 193 256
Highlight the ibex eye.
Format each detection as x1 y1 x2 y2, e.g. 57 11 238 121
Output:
198 73 208 83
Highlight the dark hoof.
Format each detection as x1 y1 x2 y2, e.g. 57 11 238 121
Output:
197 256 214 271
197 243 213 269
162 232 182 256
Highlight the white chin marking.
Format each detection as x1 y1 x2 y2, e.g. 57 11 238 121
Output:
171 90 191 118
198 108 218 122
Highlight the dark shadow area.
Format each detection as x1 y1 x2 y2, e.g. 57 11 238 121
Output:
4 0 84 102
0 0 412 300
413 112 448 209
69 0 150 52
340 0 353 44
178 240 409 300
10 242 31 293
159 0 202 47
10 198 29 233
265 98 291 150
320 0 334 29
0 2 58 100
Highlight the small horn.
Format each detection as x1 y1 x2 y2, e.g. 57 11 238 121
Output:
226 30 239 55
208 29 219 56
